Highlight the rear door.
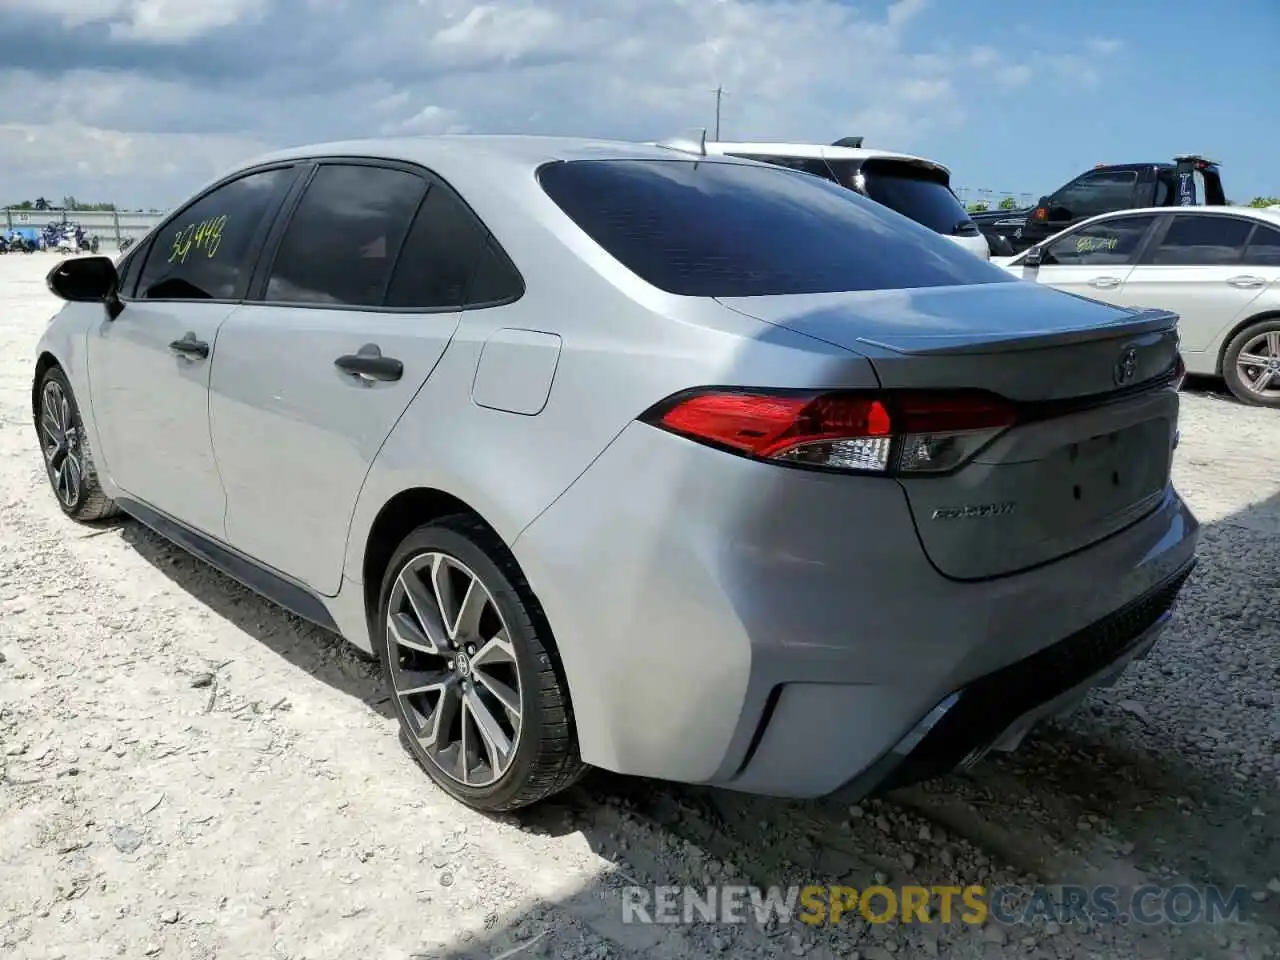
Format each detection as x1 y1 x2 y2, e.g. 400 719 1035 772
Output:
1018 213 1159 300
1112 214 1264 355
208 160 522 594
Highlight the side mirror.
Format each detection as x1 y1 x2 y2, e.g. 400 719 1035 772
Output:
46 256 119 303
1022 245 1045 268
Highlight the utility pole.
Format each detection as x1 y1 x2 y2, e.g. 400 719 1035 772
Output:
713 86 725 140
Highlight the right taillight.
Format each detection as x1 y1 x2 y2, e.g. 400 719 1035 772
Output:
1031 207 1048 221
640 388 1017 476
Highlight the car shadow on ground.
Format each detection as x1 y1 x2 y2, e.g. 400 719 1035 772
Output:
110 476 1279 949
114 518 394 720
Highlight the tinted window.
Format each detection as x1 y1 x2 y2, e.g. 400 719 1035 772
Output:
384 185 507 309
116 244 146 298
1243 224 1280 267
726 154 836 182
465 241 524 305
1043 215 1155 266
266 164 426 306
1049 171 1137 220
137 167 294 300
854 160 975 236
537 159 1011 298
1149 216 1251 266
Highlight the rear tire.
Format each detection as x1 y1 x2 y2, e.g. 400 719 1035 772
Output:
1222 318 1280 408
35 366 120 522
377 514 585 811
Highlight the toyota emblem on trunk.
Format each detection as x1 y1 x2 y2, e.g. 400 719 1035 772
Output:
1114 346 1138 385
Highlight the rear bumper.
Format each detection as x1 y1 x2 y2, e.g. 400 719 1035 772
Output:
823 562 1191 801
512 422 1200 796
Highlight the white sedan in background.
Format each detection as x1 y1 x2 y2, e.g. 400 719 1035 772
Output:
994 206 1280 407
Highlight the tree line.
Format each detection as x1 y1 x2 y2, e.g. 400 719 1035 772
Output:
5 197 120 212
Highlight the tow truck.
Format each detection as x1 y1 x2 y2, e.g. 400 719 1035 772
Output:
971 155 1226 254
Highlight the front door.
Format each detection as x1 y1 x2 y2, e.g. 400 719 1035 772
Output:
1020 213 1159 303
209 161 520 595
86 165 298 537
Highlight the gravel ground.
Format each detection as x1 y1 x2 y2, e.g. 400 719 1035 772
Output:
0 252 1277 960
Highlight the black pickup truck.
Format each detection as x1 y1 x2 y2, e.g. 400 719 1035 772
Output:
971 155 1226 254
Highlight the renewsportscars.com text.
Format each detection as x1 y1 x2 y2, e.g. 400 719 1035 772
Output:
621 884 1252 927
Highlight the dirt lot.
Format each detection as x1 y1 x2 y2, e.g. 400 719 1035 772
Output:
1 251 1277 960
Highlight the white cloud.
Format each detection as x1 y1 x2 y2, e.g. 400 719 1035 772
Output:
0 0 1115 205
2 0 264 42
1086 37 1123 55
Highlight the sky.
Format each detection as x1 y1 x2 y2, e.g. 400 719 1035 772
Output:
0 0 1276 210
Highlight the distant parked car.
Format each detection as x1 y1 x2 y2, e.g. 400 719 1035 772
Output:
995 205 1280 406
36 135 1196 812
666 136 991 259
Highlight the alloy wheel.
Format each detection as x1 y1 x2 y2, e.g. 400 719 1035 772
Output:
40 380 82 508
386 551 522 788
1235 330 1280 399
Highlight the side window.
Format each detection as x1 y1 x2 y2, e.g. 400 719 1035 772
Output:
136 167 294 300
1048 171 1138 220
465 241 524 305
1148 216 1251 266
1043 215 1155 266
383 184 513 309
1154 173 1172 207
1243 224 1280 267
265 164 427 306
726 154 836 182
116 245 147 298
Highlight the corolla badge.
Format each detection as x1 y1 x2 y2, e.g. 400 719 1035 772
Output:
1113 346 1138 385
931 502 1016 521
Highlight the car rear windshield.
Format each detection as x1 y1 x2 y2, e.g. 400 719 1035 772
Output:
536 159 1010 298
854 160 976 236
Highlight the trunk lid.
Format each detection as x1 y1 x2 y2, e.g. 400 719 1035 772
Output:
718 282 1181 580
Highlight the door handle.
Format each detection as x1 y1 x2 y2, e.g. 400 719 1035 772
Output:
1226 275 1265 289
1088 277 1121 289
168 332 210 359
334 343 403 383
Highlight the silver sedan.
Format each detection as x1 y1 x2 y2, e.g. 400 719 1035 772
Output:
34 136 1197 811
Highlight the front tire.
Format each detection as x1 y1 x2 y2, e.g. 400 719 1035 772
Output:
1222 319 1280 408
35 366 119 522
378 515 584 811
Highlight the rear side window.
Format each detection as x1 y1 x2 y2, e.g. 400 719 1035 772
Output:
1243 224 1280 267
265 164 426 306
1043 215 1156 266
537 159 1011 297
136 167 294 300
854 160 976 236
384 185 522 309
1148 216 1251 266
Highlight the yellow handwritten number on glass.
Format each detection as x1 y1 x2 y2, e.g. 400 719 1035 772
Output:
166 215 227 264
205 215 227 258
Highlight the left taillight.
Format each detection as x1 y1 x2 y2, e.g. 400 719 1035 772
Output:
638 388 1017 476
